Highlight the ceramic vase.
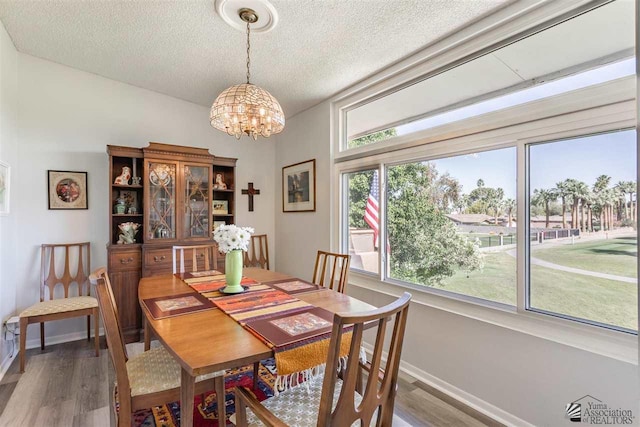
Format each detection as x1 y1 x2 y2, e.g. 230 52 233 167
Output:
224 249 244 293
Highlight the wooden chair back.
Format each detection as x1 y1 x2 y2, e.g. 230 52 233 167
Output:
312 250 350 293
41 242 91 301
89 268 130 400
318 292 411 427
243 234 270 270
172 244 219 274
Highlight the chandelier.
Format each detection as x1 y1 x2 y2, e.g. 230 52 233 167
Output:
210 8 285 140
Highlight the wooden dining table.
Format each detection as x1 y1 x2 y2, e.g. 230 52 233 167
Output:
138 267 375 427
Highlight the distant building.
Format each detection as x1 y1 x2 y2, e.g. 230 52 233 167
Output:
529 214 571 228
445 214 497 225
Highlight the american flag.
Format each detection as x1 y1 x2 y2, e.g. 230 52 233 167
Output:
364 170 379 247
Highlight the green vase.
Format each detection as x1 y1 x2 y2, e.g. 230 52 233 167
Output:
224 249 244 293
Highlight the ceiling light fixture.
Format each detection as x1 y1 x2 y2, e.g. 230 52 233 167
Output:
210 8 285 140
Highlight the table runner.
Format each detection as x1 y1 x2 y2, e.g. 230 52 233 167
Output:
181 273 352 390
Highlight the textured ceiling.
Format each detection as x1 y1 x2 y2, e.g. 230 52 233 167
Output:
0 0 509 118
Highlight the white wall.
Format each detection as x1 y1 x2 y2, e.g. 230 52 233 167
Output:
274 101 331 281
12 54 276 345
0 20 18 371
275 103 639 427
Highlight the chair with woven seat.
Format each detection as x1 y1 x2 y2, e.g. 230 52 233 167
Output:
89 268 226 427
234 292 412 427
19 242 99 373
172 243 220 274
243 234 270 270
312 250 351 293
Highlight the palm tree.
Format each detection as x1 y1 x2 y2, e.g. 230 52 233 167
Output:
436 173 461 213
615 181 629 220
532 188 557 228
554 179 571 229
593 175 612 231
487 187 504 225
566 179 588 231
503 198 516 227
454 195 469 214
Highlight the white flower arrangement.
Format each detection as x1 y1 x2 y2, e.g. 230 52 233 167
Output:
213 224 254 253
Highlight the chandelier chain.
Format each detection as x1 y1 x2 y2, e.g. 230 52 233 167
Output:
246 20 251 84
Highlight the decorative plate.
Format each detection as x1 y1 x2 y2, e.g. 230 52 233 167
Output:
150 165 172 186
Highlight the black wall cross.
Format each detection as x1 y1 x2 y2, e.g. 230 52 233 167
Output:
241 182 261 212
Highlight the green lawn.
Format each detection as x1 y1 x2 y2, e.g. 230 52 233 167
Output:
431 248 637 331
532 237 637 278
440 251 516 304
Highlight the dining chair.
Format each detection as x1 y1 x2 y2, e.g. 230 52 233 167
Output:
172 243 220 274
90 268 226 427
234 292 412 427
243 234 270 270
19 242 99 373
312 250 351 293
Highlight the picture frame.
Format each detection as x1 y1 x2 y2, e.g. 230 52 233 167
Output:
48 170 88 210
282 159 316 212
212 200 229 215
0 160 10 216
213 220 226 231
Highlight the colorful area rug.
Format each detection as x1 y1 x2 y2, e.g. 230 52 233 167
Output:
133 359 277 427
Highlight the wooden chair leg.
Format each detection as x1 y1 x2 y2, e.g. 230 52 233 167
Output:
215 375 226 425
253 361 259 390
87 315 91 341
40 322 45 350
144 319 151 351
94 309 100 357
19 317 27 373
117 397 131 427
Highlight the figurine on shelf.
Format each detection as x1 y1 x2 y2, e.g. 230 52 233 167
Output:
117 222 140 244
131 176 141 186
114 166 132 185
213 173 227 190
114 198 127 214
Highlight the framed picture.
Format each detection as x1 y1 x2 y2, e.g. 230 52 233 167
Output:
0 160 10 216
212 200 228 215
282 159 316 212
213 220 226 231
48 170 88 210
119 190 138 213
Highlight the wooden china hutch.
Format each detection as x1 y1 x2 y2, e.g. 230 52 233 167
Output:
107 142 236 342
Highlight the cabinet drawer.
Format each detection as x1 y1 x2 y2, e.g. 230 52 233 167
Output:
144 248 173 275
108 249 141 271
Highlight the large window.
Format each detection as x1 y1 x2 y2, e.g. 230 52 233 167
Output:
385 148 516 305
336 0 637 334
528 131 638 331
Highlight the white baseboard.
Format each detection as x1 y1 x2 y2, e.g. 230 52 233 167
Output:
25 328 104 350
0 349 17 383
361 343 533 427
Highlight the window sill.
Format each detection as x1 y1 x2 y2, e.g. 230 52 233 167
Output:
348 272 638 365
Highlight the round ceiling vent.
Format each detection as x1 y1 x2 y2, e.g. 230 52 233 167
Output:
215 0 279 33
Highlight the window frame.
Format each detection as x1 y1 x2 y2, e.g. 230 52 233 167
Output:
330 0 637 363
333 93 637 363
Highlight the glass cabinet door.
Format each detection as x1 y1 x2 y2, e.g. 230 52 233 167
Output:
147 162 176 240
183 164 211 238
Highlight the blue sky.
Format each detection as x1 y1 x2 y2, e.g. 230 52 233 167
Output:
428 129 636 199
400 57 637 200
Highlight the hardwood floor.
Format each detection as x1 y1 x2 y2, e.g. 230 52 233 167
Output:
0 339 503 427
